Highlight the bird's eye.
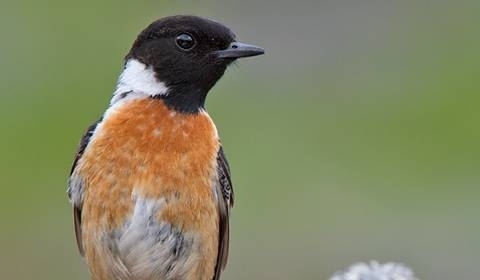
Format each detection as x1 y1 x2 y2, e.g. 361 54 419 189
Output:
175 33 195 50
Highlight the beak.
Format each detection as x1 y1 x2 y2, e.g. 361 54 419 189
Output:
215 42 265 59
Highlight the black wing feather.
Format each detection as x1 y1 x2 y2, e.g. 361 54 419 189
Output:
67 119 102 256
213 146 234 280
69 119 102 176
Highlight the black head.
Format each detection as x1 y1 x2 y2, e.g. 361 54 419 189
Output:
124 15 264 113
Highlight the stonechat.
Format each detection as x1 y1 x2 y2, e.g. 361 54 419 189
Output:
67 15 264 280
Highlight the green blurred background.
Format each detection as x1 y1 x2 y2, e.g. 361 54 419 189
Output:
1 0 479 279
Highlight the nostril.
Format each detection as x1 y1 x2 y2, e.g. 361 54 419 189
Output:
231 44 238 49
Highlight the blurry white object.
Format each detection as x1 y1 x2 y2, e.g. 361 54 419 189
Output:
329 261 419 280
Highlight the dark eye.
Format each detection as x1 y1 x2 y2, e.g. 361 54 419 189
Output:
175 33 195 50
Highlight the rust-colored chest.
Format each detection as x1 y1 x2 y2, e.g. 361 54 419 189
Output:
77 98 220 231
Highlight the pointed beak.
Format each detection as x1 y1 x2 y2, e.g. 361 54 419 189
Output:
215 42 265 59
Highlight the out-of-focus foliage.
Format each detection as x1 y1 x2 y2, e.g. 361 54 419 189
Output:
0 1 479 279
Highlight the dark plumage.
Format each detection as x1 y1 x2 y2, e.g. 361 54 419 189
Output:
125 15 264 113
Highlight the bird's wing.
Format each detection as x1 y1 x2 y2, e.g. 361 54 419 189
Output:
67 119 102 256
213 146 234 280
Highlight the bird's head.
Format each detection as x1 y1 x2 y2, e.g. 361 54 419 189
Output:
115 15 264 113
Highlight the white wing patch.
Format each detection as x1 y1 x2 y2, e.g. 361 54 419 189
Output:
67 174 84 207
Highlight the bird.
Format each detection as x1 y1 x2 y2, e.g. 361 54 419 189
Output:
67 15 264 280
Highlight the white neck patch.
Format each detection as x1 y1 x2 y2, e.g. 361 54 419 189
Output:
111 59 169 104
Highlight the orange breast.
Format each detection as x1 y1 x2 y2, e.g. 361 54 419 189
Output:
77 97 220 232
